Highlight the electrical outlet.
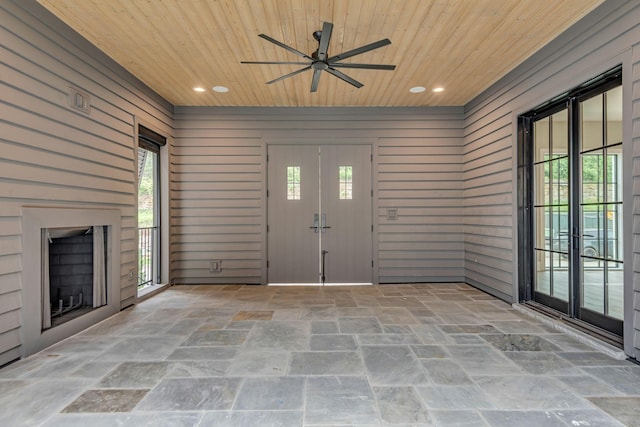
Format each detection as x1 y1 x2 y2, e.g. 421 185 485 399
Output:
209 260 222 273
387 208 398 220
128 268 135 280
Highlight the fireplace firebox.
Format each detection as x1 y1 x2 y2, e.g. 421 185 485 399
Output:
44 226 108 329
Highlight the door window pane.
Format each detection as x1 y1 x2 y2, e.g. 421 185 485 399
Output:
606 85 622 145
607 260 624 320
534 117 549 162
581 260 624 319
551 110 568 158
581 94 603 151
551 252 569 301
339 166 352 200
582 153 605 204
533 207 548 249
287 166 301 200
534 249 569 302
533 163 548 205
550 157 569 205
607 149 622 203
607 203 623 261
581 260 604 314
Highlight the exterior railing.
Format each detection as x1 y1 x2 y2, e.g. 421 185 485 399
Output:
138 226 157 289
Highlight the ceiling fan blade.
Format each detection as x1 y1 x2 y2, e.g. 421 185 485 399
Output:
325 67 363 88
326 39 391 63
310 69 322 92
330 63 396 70
266 66 311 84
317 22 333 61
241 60 311 65
258 33 314 60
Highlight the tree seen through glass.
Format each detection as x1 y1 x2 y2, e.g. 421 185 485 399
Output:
339 166 353 200
287 166 301 200
138 149 155 227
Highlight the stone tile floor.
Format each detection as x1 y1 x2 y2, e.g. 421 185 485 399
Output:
1 283 639 426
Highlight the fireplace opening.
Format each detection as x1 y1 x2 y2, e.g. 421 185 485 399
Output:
42 226 108 330
22 207 121 357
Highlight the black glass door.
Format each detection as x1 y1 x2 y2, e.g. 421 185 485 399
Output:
521 68 623 337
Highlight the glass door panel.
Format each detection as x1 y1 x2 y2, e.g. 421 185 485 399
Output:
532 108 569 311
577 84 623 334
137 146 160 291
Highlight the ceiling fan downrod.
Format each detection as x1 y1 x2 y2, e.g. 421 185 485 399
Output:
311 29 323 60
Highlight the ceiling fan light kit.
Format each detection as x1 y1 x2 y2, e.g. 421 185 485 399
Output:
241 22 396 93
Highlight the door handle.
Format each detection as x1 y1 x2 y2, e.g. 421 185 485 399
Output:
309 214 320 233
320 213 331 233
571 228 580 250
310 214 332 233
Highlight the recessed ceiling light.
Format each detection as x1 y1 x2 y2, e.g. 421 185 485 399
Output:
193 87 206 92
213 86 229 93
432 87 445 93
409 86 426 93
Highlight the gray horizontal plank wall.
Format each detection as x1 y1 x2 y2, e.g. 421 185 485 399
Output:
463 0 640 357
378 128 464 282
0 1 173 365
170 119 263 284
172 107 464 285
632 30 640 358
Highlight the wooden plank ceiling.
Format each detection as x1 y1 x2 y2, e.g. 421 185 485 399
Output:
38 0 605 107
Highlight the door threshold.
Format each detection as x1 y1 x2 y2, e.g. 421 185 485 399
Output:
513 303 626 359
268 283 372 287
137 283 170 302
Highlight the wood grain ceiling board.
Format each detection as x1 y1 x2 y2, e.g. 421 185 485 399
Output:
37 0 605 107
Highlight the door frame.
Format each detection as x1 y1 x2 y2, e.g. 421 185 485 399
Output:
263 137 379 285
517 65 630 344
134 118 171 298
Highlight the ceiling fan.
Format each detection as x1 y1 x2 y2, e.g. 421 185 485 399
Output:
241 22 396 92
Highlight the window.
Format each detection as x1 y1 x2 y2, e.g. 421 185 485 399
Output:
287 166 301 200
339 166 352 200
137 124 165 292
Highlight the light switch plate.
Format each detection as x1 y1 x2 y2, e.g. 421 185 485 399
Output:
68 87 91 114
